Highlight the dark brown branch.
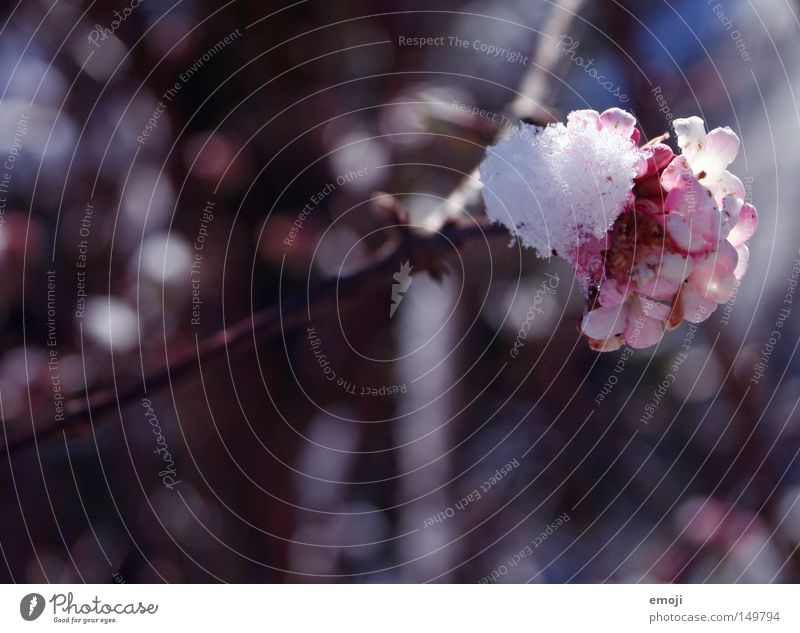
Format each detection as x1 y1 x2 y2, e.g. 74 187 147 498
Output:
1 215 508 454
1 0 586 455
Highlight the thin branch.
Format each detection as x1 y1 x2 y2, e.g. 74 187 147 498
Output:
1 0 587 455
2 215 507 454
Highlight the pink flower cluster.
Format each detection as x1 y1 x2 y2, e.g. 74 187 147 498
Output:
579 110 757 351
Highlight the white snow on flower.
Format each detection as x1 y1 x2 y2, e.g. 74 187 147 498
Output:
479 110 647 273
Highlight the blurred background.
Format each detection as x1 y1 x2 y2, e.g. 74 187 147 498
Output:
1 0 799 583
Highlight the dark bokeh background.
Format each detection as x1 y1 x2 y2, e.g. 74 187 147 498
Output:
1 0 799 582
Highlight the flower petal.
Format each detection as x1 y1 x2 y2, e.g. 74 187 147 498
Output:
673 116 707 166
714 238 740 273
699 126 740 173
599 279 630 306
581 304 627 340
641 143 676 180
638 296 672 320
661 155 691 191
635 252 693 299
623 308 663 350
567 109 602 131
728 203 758 246
660 251 695 283
666 213 710 254
664 172 723 252
681 284 717 323
587 335 625 352
689 242 738 303
733 243 749 280
600 108 637 137
720 195 743 239
664 172 719 217
628 316 665 348
703 170 745 206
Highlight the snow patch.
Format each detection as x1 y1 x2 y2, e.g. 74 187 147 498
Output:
479 114 647 286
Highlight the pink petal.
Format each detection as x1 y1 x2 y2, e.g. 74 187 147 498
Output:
704 170 745 206
664 172 719 217
697 270 737 303
581 303 628 341
700 126 740 173
660 251 695 283
638 296 672 320
733 243 749 280
666 213 710 254
635 271 678 301
651 143 676 171
639 143 675 180
663 176 693 215
728 203 758 246
626 316 664 348
681 284 717 323
661 155 691 191
664 172 719 223
689 243 738 303
567 110 602 131
599 108 637 137
673 116 707 165
581 304 628 340
664 173 723 252
599 279 630 306
588 335 625 352
720 195 743 239
623 295 667 349
634 154 650 179
714 238 740 273
635 252 692 299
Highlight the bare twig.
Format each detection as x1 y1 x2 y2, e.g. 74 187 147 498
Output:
1 0 587 455
2 215 507 454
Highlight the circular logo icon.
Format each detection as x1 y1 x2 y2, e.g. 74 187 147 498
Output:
20 593 45 621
